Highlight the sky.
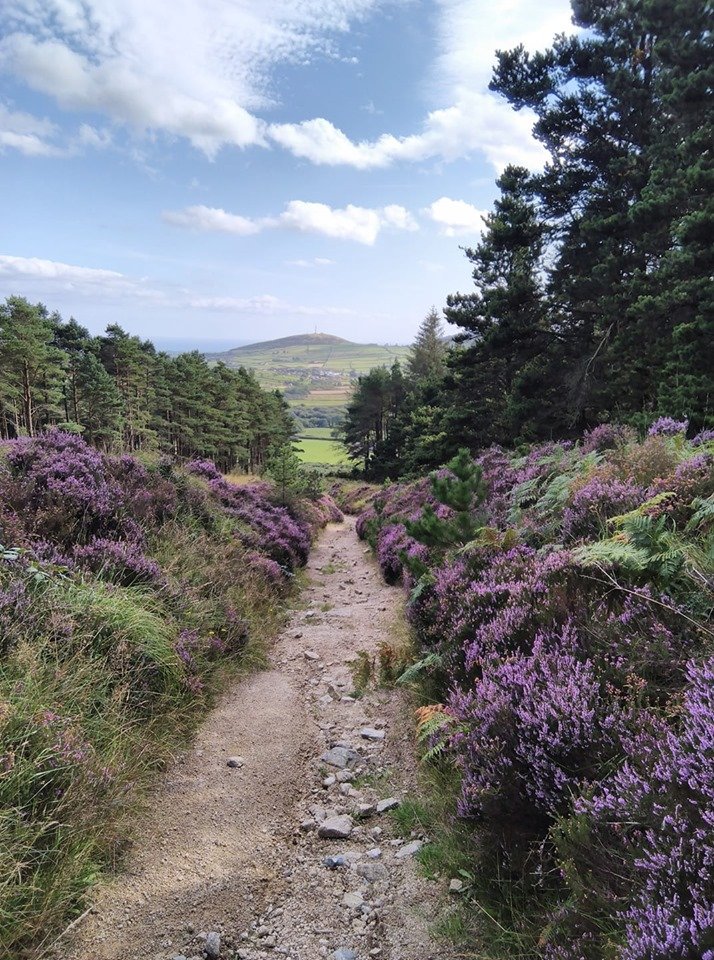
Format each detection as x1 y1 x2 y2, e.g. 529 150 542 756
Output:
0 0 575 347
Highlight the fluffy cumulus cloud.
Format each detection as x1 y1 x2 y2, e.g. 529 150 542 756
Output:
0 253 355 320
267 0 574 171
268 92 547 172
0 0 574 169
163 200 417 245
0 0 382 156
424 197 487 236
0 254 168 300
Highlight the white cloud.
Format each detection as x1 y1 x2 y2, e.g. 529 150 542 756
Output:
0 0 385 157
0 253 354 318
0 0 575 170
278 200 415 244
188 294 354 317
0 102 63 156
424 196 487 236
286 257 335 268
163 200 417 245
162 205 261 236
268 91 546 172
0 101 112 156
0 254 164 300
268 0 574 172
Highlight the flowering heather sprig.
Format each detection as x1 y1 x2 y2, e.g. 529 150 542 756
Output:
692 428 714 447
72 537 164 586
552 658 714 960
184 458 223 481
562 475 645 540
449 630 621 827
648 417 689 437
581 423 632 453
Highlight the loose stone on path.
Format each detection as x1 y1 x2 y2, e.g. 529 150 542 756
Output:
318 815 354 839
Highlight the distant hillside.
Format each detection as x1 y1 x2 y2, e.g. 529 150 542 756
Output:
206 332 410 428
208 333 351 358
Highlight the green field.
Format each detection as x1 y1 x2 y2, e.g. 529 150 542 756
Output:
295 436 350 465
207 334 410 420
299 427 339 439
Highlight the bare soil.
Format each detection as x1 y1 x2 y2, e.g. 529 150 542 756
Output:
57 518 455 960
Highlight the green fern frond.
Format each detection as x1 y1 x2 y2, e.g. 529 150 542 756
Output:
608 492 676 527
686 496 714 532
573 540 650 570
396 652 443 685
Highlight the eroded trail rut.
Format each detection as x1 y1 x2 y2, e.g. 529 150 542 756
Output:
60 518 454 960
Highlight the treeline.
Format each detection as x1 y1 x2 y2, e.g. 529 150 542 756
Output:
0 297 294 471
345 0 712 478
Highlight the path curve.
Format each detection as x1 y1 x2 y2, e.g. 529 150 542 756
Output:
59 518 454 960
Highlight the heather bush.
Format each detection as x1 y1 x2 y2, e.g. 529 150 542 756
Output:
376 523 411 583
648 416 689 437
550 658 714 960
581 423 634 453
358 423 714 958
562 474 645 541
450 629 622 837
0 433 323 953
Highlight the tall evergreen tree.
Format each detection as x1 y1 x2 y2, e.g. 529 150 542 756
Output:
443 165 553 445
0 297 65 438
407 308 447 382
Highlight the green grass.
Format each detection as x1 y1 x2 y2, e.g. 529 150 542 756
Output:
300 427 339 439
0 512 293 956
295 437 350 466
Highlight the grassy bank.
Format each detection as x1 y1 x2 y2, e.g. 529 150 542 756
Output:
0 433 340 955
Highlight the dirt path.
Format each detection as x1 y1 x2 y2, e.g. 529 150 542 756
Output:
59 518 454 960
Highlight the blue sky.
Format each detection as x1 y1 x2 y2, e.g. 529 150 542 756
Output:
0 0 574 346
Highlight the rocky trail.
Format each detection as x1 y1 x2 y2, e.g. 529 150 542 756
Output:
57 518 455 960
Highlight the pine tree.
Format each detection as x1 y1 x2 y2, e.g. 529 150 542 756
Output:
407 308 447 382
0 297 65 437
75 352 123 449
442 166 553 446
406 449 487 549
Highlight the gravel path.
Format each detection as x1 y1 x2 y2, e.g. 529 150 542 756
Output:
58 517 454 960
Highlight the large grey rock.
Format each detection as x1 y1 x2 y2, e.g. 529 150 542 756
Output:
321 747 360 769
226 756 244 768
331 950 358 960
204 931 221 959
376 797 399 813
318 815 354 839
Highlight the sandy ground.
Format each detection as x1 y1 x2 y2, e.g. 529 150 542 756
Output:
57 517 455 960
